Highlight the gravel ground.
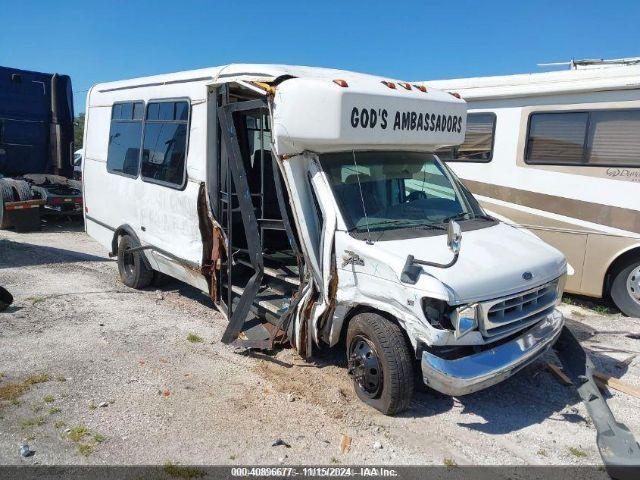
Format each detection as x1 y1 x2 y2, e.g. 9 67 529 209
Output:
1 220 639 467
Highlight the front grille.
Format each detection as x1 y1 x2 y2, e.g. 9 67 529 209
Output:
478 280 558 338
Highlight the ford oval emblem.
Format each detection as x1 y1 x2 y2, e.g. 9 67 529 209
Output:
522 271 533 281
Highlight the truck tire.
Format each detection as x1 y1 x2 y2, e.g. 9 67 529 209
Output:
117 234 153 289
610 258 640 318
346 312 414 415
0 196 5 229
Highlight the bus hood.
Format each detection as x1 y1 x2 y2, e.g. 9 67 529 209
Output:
372 222 567 304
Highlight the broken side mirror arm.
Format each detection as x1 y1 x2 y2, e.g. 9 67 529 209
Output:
400 253 460 285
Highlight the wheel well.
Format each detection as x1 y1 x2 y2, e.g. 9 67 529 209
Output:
110 225 152 270
338 305 408 349
604 247 640 297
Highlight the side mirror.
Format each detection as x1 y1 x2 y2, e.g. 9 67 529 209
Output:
447 220 462 254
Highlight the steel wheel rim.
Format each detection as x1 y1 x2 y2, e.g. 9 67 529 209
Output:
348 335 382 398
626 265 640 304
123 249 136 277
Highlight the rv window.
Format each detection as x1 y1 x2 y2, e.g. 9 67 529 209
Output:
525 109 640 167
436 113 495 162
141 100 190 188
587 110 640 166
106 101 144 177
526 112 588 164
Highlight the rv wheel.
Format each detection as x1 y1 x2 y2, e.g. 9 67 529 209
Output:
117 234 153 289
346 313 414 415
611 259 640 318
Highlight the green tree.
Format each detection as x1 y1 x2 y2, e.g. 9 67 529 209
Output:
74 113 85 150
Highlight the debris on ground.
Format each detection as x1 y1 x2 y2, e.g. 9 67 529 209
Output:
372 441 382 450
287 393 296 402
98 402 108 408
340 434 351 454
594 372 640 399
272 439 291 448
19 443 34 458
546 362 573 386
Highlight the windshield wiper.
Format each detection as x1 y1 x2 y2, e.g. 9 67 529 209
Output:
349 219 445 233
441 212 495 224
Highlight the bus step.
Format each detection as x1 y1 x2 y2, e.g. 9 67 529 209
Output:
236 259 300 286
233 317 273 350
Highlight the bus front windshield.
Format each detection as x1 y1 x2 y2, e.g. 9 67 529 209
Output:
320 151 480 233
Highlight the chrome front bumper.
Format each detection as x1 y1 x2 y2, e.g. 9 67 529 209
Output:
421 309 564 396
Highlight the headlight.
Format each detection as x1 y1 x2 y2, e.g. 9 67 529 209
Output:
451 304 478 339
556 274 568 305
422 298 478 338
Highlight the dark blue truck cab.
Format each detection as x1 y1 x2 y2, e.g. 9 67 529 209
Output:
0 66 81 231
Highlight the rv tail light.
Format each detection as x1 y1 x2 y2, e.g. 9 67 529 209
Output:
399 82 412 91
450 92 462 99
414 84 427 93
381 81 396 90
333 79 348 88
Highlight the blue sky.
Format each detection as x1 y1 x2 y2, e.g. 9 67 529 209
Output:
3 0 639 114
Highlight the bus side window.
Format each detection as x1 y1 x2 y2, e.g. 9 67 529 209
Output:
141 100 190 188
106 101 144 177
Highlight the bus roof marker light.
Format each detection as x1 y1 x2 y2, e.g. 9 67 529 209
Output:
414 84 427 93
399 82 412 91
381 81 397 90
333 79 349 87
450 92 462 99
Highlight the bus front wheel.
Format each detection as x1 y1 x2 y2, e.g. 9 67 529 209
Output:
346 313 414 415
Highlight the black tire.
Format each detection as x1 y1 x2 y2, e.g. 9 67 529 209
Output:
0 196 5 230
117 234 153 289
346 313 414 415
611 258 640 318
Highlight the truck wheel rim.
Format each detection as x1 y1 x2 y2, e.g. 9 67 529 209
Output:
123 249 136 277
626 266 640 304
348 335 382 398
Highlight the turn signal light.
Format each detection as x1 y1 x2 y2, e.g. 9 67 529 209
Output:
414 84 427 93
399 82 412 90
381 81 396 90
333 79 348 87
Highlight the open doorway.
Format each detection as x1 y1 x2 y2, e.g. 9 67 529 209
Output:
214 85 304 348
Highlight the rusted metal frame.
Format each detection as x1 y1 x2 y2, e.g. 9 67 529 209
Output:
217 98 268 344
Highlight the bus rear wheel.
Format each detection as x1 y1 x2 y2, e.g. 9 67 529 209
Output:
346 313 414 415
117 234 153 289
611 258 640 318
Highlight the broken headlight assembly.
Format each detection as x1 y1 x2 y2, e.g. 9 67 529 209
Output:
422 298 478 338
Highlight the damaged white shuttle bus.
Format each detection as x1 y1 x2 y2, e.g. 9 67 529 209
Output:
83 64 570 415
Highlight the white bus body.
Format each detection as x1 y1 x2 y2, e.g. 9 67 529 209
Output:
83 64 567 414
426 62 640 317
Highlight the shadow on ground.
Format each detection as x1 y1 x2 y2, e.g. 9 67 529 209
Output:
0 239 110 268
